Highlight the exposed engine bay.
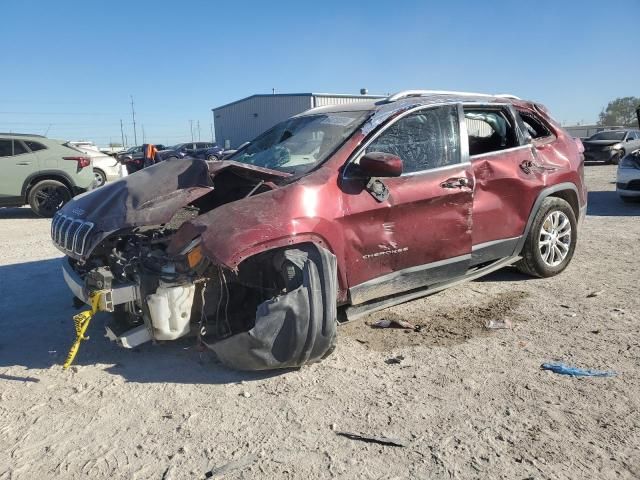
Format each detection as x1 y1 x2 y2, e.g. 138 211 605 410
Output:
55 159 337 370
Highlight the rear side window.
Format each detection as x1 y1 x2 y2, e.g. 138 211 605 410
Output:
365 105 461 173
464 108 518 156
517 111 553 140
0 139 29 156
24 140 47 152
0 140 12 157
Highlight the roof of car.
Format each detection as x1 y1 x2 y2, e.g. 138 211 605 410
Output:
297 90 525 117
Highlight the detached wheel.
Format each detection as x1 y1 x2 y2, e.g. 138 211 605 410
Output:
93 168 106 187
517 197 577 278
28 180 72 217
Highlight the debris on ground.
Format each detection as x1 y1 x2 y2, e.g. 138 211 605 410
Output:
204 454 258 478
540 363 616 377
613 308 625 313
240 391 251 398
586 290 604 298
371 318 416 330
385 355 405 365
485 319 513 330
335 431 407 447
560 304 571 309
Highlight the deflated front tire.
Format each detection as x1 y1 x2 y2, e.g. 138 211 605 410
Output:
205 246 338 370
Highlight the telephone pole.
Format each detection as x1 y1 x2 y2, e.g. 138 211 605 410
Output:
197 120 201 141
130 95 138 145
120 119 125 147
189 120 194 141
142 124 146 144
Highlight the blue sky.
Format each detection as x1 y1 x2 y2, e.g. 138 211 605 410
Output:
1 0 638 146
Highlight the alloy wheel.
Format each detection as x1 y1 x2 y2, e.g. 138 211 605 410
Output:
538 210 571 267
34 186 66 216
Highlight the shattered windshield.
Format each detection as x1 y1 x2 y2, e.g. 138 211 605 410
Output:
229 110 371 174
589 131 625 141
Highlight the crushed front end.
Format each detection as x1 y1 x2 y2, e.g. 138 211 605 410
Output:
51 158 337 370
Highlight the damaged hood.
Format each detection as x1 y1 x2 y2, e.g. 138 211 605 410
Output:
54 158 294 260
59 158 215 232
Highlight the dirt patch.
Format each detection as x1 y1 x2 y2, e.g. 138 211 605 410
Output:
341 290 529 351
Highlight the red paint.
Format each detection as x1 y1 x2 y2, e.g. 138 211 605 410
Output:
170 98 586 303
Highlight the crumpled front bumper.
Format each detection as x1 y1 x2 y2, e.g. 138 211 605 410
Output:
62 257 140 311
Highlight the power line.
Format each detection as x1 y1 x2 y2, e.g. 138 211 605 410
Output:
130 95 138 145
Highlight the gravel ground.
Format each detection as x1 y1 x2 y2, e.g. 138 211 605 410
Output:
0 164 639 479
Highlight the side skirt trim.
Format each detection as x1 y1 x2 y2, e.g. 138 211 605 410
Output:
344 255 521 321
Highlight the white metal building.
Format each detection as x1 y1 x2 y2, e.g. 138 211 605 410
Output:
212 93 384 149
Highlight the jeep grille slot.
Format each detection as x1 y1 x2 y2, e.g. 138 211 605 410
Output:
51 212 94 257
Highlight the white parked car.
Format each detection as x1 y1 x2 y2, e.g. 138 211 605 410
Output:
68 141 125 186
617 149 640 202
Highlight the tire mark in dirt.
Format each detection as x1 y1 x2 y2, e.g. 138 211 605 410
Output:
342 290 529 352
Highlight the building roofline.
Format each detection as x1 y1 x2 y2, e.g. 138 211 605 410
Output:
0 132 46 138
212 93 385 111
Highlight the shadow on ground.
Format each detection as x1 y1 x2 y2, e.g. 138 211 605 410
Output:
0 258 288 385
587 191 640 217
0 206 40 219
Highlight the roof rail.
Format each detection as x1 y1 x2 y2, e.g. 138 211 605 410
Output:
385 90 520 102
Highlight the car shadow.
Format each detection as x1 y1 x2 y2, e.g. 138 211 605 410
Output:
474 266 535 283
0 258 289 385
0 207 40 219
587 191 640 217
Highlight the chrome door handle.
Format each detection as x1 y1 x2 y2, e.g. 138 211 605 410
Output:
16 162 31 165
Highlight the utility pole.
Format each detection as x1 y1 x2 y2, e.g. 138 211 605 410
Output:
120 119 125 147
197 120 201 141
130 95 138 145
210 123 214 143
189 120 194 142
142 124 146 143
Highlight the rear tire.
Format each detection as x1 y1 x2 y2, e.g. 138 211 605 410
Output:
207 154 219 161
28 180 72 217
516 197 577 278
93 168 107 187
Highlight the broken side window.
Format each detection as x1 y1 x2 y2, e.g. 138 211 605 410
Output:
364 105 461 173
464 108 518 156
517 110 554 140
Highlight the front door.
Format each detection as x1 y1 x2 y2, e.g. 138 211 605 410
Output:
340 104 474 305
0 139 39 202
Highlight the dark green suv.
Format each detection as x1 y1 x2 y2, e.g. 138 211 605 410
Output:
0 133 95 217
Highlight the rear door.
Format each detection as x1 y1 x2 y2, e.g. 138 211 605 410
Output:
0 139 39 199
341 104 474 304
463 105 542 264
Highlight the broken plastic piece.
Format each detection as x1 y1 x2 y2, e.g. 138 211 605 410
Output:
371 318 415 329
540 363 616 377
335 431 407 447
485 319 513 330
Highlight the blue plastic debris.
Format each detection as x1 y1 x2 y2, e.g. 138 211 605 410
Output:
541 363 616 377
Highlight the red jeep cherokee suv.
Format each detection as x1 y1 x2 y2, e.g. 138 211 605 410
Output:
53 90 587 370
